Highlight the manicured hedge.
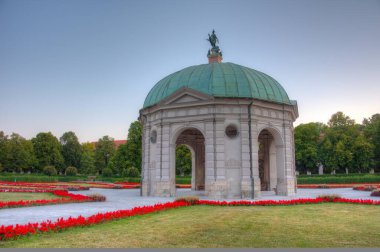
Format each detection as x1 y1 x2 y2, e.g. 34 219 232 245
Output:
3 172 378 185
297 174 380 184
0 173 140 183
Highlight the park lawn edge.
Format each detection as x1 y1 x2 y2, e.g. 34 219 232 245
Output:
1 203 380 248
1 197 380 242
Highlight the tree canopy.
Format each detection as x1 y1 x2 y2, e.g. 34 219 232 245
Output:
80 142 96 175
295 111 377 174
94 136 115 174
60 131 82 169
32 132 64 172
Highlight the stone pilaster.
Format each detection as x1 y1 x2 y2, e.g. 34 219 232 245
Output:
206 180 228 198
154 181 172 197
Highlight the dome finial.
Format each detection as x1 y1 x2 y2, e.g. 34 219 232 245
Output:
207 29 223 63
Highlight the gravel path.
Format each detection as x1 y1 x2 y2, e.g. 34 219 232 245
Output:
0 188 377 226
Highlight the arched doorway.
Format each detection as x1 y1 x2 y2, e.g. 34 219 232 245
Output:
258 129 272 191
171 128 205 195
175 144 192 187
258 128 283 192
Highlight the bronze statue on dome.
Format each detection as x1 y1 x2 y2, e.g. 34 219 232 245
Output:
207 29 222 57
207 29 219 48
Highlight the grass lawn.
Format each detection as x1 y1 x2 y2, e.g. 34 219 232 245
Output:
0 192 61 202
1 204 380 248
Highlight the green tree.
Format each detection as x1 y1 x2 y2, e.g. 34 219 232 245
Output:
363 114 380 168
80 143 96 175
294 123 325 173
351 135 374 172
319 138 335 173
334 140 353 171
6 133 37 173
124 121 142 172
320 112 359 173
0 131 9 170
373 122 380 170
176 144 192 176
32 132 64 172
327 111 356 128
94 136 115 175
60 131 82 169
108 143 128 176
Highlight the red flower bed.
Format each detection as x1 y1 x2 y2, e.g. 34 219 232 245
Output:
0 181 89 191
75 181 140 189
0 201 190 240
1 197 380 241
298 183 380 189
114 182 140 185
0 190 94 209
112 182 141 189
352 185 379 191
0 188 53 193
176 184 191 189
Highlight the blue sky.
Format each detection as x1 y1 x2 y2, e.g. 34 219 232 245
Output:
1 0 379 142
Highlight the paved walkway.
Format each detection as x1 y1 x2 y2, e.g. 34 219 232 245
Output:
0 188 377 226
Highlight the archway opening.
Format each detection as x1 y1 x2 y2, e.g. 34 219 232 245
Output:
258 129 274 191
174 128 205 193
175 144 192 186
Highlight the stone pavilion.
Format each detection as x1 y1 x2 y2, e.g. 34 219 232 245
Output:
139 31 298 198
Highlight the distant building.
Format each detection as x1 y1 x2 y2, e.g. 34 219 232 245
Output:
114 140 127 148
90 140 127 149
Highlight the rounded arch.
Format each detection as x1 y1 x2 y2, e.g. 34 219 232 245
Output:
169 125 206 195
256 125 284 146
170 125 206 145
257 126 286 193
175 143 196 190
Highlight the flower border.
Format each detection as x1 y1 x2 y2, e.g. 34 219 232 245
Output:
0 190 94 209
1 197 379 241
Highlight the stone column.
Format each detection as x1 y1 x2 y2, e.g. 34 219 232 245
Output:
269 142 277 191
251 120 261 197
154 122 172 197
141 123 150 196
205 118 228 198
195 139 205 190
205 119 215 183
277 123 296 196
240 118 253 198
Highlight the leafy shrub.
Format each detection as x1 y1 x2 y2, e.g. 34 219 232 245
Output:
126 167 140 177
65 166 78 176
43 166 57 176
88 193 106 202
370 190 380 197
174 196 199 205
102 167 113 177
0 163 3 172
317 194 341 202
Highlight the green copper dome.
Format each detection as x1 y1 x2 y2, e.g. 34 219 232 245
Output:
143 62 292 108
